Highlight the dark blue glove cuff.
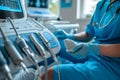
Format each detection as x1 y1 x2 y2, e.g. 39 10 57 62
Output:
88 43 100 55
67 34 76 40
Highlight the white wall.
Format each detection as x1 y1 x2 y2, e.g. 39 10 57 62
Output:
59 0 77 23
59 0 91 32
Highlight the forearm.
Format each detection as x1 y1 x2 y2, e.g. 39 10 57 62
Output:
74 32 93 42
100 44 120 57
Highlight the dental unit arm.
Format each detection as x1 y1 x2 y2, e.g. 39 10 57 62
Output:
0 27 28 72
7 17 39 69
0 50 13 80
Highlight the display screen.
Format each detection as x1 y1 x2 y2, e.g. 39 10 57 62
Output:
0 0 24 19
27 0 49 8
0 0 22 12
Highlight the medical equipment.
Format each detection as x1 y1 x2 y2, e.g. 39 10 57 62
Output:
25 0 58 19
0 0 61 79
30 33 61 80
37 28 60 61
14 68 36 80
95 0 120 29
0 0 24 19
7 17 40 69
0 50 13 80
64 39 86 59
0 27 28 72
30 34 48 80
38 29 61 80
29 19 61 80
44 21 79 33
31 19 61 57
64 39 100 59
64 39 82 53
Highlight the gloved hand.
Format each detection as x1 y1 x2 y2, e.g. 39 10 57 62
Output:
54 29 75 40
64 39 100 59
14 68 35 80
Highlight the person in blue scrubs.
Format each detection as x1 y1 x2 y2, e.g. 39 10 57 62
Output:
14 0 120 80
41 0 120 80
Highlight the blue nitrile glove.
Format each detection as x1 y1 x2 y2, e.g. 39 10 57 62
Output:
64 39 100 59
54 29 75 40
14 68 35 80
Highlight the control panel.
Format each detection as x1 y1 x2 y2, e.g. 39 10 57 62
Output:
0 19 61 80
0 0 61 80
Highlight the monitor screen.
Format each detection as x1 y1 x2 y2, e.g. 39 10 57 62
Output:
26 0 58 18
0 0 24 19
27 0 49 8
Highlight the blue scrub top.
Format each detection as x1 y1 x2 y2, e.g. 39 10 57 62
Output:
86 0 120 44
86 0 120 63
